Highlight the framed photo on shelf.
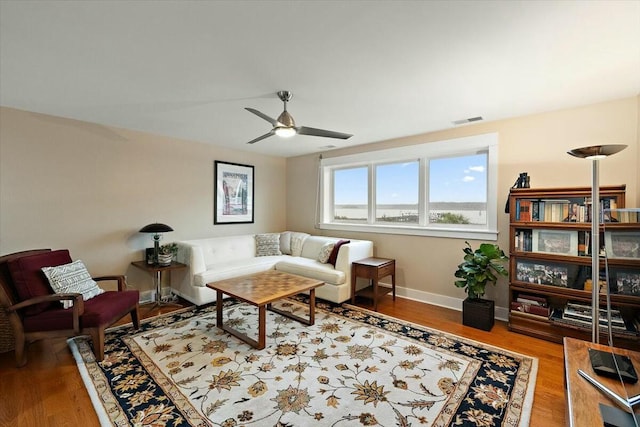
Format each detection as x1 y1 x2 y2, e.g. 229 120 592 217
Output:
532 229 578 256
214 161 254 224
610 268 640 295
515 259 579 288
604 231 640 259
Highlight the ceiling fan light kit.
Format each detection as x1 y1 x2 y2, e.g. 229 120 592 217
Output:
245 90 353 144
275 127 296 138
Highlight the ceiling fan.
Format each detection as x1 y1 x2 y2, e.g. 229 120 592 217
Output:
245 90 353 144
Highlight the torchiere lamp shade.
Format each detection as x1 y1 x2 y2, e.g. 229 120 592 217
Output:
567 144 627 159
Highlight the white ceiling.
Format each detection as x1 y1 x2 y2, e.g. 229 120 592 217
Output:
1 1 639 158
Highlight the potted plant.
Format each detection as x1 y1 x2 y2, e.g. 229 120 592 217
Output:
454 241 508 331
157 243 178 266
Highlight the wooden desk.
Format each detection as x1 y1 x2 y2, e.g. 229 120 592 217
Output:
564 337 640 426
131 260 186 307
351 257 395 311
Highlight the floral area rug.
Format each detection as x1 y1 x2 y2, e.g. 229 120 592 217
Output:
68 298 537 426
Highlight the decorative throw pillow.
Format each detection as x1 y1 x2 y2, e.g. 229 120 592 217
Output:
327 239 350 266
317 242 336 264
280 231 292 255
42 260 104 309
255 233 282 257
290 232 310 257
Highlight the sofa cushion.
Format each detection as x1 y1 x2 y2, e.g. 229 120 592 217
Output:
255 233 282 257
317 242 335 263
42 260 104 309
276 258 345 285
7 249 73 315
193 256 282 287
290 232 310 257
197 235 257 265
279 231 292 255
300 236 339 260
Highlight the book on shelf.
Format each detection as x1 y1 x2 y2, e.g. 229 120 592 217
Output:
517 200 532 221
617 209 640 223
514 230 532 252
516 293 548 306
510 301 551 317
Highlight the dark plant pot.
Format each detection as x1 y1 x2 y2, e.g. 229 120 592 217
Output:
462 297 495 331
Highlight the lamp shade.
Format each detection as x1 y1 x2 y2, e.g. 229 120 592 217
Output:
567 144 627 160
139 223 174 234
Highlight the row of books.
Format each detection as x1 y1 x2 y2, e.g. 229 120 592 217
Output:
515 198 618 223
562 301 627 330
514 229 591 256
511 297 639 336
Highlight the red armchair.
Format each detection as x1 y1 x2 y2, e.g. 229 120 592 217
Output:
0 249 140 367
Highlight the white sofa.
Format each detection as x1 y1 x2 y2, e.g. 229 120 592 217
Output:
171 232 374 306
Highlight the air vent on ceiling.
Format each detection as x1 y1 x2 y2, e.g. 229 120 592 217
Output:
452 116 484 126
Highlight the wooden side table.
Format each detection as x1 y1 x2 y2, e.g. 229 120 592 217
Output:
131 260 186 309
351 257 396 311
564 337 640 426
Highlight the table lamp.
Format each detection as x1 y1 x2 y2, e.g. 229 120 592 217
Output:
139 222 174 265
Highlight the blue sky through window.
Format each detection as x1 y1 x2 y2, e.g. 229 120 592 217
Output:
429 153 487 203
334 153 487 205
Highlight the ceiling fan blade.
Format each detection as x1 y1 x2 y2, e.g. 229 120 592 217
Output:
247 130 275 144
245 108 279 126
297 126 352 140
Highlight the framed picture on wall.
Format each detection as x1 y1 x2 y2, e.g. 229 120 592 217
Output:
214 161 254 224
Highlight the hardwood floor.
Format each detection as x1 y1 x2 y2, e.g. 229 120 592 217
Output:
0 296 565 427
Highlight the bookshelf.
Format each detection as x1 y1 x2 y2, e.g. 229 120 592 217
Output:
508 185 640 350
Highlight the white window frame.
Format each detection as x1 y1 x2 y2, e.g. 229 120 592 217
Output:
317 133 499 240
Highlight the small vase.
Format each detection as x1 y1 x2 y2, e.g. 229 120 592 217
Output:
157 254 173 266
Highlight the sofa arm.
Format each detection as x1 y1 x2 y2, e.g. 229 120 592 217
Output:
334 240 374 276
176 243 206 276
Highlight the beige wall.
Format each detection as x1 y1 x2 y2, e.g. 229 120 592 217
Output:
2 97 638 307
0 107 287 293
286 96 640 313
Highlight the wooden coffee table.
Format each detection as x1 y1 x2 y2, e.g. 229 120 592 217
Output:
206 270 324 349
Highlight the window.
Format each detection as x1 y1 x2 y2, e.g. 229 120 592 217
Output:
376 161 419 224
333 167 368 222
318 133 498 239
428 153 487 226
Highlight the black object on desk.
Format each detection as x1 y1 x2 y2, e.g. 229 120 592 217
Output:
589 348 638 384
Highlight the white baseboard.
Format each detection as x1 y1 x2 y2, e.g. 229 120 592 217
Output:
378 282 509 322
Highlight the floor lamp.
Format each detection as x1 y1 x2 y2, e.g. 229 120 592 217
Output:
567 144 626 343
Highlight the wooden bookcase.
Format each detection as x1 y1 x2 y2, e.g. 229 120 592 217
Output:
507 185 640 350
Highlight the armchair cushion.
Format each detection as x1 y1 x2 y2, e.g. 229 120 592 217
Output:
42 260 104 309
22 290 139 332
7 249 72 315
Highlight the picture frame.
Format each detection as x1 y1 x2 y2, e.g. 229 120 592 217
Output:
604 231 640 259
532 229 578 256
515 259 578 288
612 269 640 295
214 161 254 224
